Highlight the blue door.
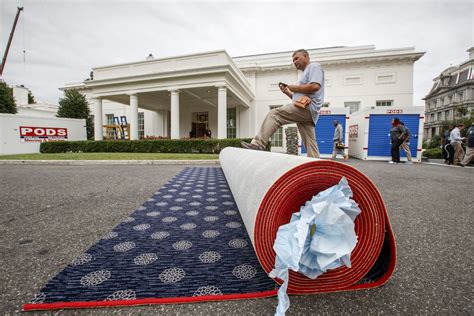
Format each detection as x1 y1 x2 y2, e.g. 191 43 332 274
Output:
367 114 420 157
301 115 346 154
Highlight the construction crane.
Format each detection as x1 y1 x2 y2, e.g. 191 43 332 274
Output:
1 6 24 76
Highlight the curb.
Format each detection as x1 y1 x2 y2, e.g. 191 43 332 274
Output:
0 160 220 165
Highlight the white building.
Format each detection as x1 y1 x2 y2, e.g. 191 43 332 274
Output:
423 47 474 140
13 85 58 118
62 45 424 150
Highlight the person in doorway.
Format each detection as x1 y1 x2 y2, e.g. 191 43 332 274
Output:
241 49 324 158
450 123 465 165
331 120 348 160
399 122 412 164
389 118 406 164
460 122 473 167
204 129 212 138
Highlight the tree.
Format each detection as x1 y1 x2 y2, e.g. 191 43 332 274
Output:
0 81 17 114
456 106 468 118
57 89 94 139
28 91 35 104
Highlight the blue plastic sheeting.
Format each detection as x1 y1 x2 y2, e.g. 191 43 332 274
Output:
269 177 361 316
367 114 420 157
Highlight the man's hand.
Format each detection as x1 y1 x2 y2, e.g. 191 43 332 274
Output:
279 83 293 98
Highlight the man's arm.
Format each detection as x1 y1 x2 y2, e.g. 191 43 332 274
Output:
398 126 407 140
288 82 320 94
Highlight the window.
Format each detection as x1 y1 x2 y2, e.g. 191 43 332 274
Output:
138 112 144 139
325 77 331 87
322 102 330 108
344 101 360 114
376 100 393 107
430 113 435 122
269 105 283 147
227 107 237 138
344 76 362 85
437 112 442 121
89 115 94 139
376 73 396 84
268 82 280 91
106 114 114 125
445 110 450 120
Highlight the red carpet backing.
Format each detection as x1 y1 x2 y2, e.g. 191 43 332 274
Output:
220 148 396 294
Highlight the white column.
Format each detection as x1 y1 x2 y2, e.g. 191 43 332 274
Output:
163 110 169 137
150 111 160 136
170 90 180 139
129 94 138 140
217 86 227 139
94 98 103 140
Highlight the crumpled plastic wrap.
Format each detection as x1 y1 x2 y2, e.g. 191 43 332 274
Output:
269 177 361 316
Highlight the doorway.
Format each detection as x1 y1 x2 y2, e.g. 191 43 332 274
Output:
191 112 209 138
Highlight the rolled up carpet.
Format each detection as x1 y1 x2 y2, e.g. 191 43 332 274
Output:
219 147 396 294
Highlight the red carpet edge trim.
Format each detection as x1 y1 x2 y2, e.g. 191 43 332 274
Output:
23 289 279 311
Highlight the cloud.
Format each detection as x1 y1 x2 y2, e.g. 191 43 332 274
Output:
1 0 472 106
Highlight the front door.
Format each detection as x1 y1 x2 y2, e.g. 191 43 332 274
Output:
191 112 209 138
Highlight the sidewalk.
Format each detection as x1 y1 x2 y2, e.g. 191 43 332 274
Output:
425 158 473 168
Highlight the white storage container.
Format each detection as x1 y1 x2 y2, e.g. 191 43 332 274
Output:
300 107 350 158
348 106 425 161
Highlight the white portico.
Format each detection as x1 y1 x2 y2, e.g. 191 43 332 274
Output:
75 51 254 140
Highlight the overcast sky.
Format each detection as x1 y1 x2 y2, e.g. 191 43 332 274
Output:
1 0 472 106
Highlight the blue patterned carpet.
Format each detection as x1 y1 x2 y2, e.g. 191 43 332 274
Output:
26 167 277 309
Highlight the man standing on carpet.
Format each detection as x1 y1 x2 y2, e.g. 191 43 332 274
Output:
241 49 325 158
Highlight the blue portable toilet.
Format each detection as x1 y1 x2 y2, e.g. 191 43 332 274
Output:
300 107 349 158
348 106 425 161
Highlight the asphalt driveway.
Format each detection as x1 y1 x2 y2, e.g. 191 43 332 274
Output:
0 160 472 315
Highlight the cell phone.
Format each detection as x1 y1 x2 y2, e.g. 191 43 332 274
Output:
279 82 288 88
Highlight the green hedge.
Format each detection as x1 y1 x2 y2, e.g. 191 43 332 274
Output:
422 147 443 159
40 138 270 154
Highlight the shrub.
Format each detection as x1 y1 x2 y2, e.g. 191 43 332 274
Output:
427 135 441 149
40 138 267 154
422 147 443 159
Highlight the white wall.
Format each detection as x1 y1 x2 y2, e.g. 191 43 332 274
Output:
325 63 414 108
13 86 29 105
0 114 87 155
348 106 425 161
17 107 57 118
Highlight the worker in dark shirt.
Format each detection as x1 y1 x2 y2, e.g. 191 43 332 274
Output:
389 118 406 164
